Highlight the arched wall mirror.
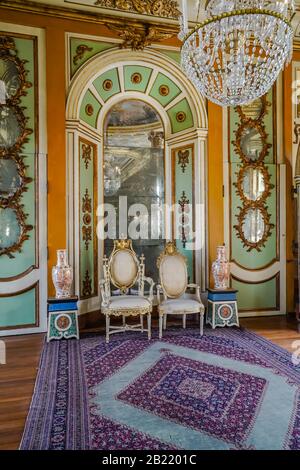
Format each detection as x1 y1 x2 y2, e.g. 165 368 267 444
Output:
103 99 165 282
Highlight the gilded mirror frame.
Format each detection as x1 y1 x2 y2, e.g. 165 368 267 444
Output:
236 95 269 123
234 163 274 204
0 203 33 258
234 204 274 252
233 120 271 164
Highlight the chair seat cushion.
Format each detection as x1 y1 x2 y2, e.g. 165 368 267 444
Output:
102 295 152 314
159 298 202 314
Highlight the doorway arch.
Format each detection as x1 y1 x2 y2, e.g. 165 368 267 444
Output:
66 48 208 314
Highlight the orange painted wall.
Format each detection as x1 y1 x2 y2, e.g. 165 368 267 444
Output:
283 51 300 313
207 102 224 287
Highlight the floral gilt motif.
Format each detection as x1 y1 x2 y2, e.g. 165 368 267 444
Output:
82 144 92 170
178 149 189 173
82 270 92 297
73 44 93 66
82 226 92 250
178 190 189 249
82 189 92 214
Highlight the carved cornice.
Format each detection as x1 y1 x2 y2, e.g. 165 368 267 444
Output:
94 0 180 19
0 1 180 35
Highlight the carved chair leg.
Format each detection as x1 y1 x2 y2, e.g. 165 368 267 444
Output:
183 313 186 329
163 313 167 330
159 313 163 339
122 315 126 327
200 311 204 337
140 314 144 332
106 315 110 344
147 313 151 340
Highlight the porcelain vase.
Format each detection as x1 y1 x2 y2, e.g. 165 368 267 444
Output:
212 246 230 290
52 249 73 299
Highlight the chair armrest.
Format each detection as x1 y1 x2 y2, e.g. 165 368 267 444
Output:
143 276 154 303
99 279 110 307
156 284 167 304
187 283 202 303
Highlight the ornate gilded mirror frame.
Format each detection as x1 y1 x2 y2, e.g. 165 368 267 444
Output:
0 35 33 258
231 93 275 252
236 94 269 123
234 203 275 252
234 163 274 205
233 119 271 164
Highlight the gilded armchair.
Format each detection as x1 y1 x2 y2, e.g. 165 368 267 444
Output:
100 239 154 343
157 241 205 338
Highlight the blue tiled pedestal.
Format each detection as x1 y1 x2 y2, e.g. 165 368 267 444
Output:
47 296 79 342
206 289 239 329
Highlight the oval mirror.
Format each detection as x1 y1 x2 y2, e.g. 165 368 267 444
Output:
0 58 21 101
240 127 264 161
240 98 263 121
0 158 22 197
241 166 266 201
0 106 21 149
242 208 265 244
0 207 21 250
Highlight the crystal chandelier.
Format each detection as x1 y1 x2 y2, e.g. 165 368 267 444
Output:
179 0 294 106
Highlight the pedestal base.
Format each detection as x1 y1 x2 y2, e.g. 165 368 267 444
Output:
47 296 79 342
206 289 239 329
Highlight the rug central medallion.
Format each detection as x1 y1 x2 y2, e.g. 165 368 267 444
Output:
117 353 267 445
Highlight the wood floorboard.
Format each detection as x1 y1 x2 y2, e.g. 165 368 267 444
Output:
0 315 298 450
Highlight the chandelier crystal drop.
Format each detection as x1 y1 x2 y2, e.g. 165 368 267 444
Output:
179 0 294 106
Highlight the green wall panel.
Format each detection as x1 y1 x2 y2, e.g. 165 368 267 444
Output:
173 146 194 282
232 277 278 311
229 89 277 271
79 89 102 128
149 72 181 107
0 286 36 328
124 65 152 93
231 163 277 269
0 35 37 278
79 140 97 298
167 98 193 133
70 38 116 78
93 68 120 102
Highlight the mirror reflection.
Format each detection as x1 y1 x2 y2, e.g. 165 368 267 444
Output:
0 58 20 102
240 98 263 121
242 208 265 244
0 106 21 149
103 99 165 283
241 166 266 201
240 127 264 161
0 207 21 250
0 158 22 197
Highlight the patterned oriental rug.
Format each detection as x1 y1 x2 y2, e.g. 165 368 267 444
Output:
20 328 300 450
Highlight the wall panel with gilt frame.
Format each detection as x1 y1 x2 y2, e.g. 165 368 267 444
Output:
224 84 286 317
0 23 47 336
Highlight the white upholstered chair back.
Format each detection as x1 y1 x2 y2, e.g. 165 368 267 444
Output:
157 242 188 299
107 239 140 292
